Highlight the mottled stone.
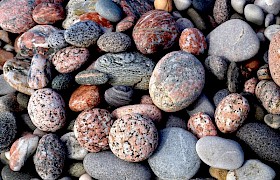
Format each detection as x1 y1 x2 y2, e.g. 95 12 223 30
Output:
205 56 228 81
0 112 17 152
74 108 114 152
243 77 258 94
207 19 260 62
95 0 123 22
97 32 131 53
104 85 134 107
0 49 14 70
79 12 114 32
176 18 194 33
79 173 93 180
154 0 172 12
0 30 11 44
34 134 65 180
264 114 280 129
244 4 264 26
209 167 228 180
93 52 155 90
149 51 205 112
68 162 86 177
109 114 158 162
174 0 192 11
264 24 280 41
269 31 280 87
27 88 66 132
69 85 100 112
132 10 178 54
75 69 109 85
227 62 241 93
148 127 200 180
254 0 280 15
196 136 244 170
116 16 135 32
119 0 153 18
257 64 271 80
213 0 231 24
51 73 75 92
52 46 89 73
47 30 69 49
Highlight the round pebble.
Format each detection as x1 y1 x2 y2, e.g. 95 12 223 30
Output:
205 55 228 81
95 0 123 22
244 4 264 26
109 113 158 162
231 0 246 14
264 24 280 41
213 0 231 24
154 0 172 12
0 112 17 152
173 0 192 11
264 114 280 129
97 32 131 53
104 85 134 107
75 69 109 85
47 30 69 49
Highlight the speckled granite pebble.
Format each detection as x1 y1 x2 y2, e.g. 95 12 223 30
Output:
149 51 205 112
75 69 109 85
109 113 158 162
264 114 280 129
74 108 114 152
140 94 154 105
0 112 17 152
243 77 258 94
116 15 135 32
104 85 134 107
269 31 280 86
47 30 69 49
64 20 102 47
34 134 65 180
28 88 66 132
97 32 131 53
205 56 228 81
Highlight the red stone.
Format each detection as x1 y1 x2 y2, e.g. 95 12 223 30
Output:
116 16 135 32
0 49 14 70
79 12 113 32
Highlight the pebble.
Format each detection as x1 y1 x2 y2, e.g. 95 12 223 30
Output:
52 46 90 73
207 19 260 62
255 80 280 114
69 85 101 112
148 127 200 180
192 0 215 13
3 59 35 95
68 162 86 177
118 0 153 18
60 132 88 160
174 0 192 11
213 89 230 107
154 0 172 12
9 134 39 171
32 2 65 25
93 52 155 90
215 93 250 133
0 75 16 96
1 165 34 180
265 13 275 27
204 55 228 81
34 134 65 180
240 58 261 79
109 113 158 162
179 28 207 55
254 0 280 15
187 112 217 138
227 62 241 93
47 30 69 49
51 73 75 92
95 0 122 22
97 32 131 53
0 93 25 113
213 0 231 24
257 64 271 80
231 0 246 14
236 122 280 165
264 114 280 129
227 159 276 180
79 173 93 180
116 15 135 32
244 4 264 26
196 136 244 170
132 10 178 54
74 108 114 152
264 24 280 41
176 18 195 33
186 8 207 31
165 114 187 129
27 54 52 89
269 31 280 86
112 104 162 124
27 88 66 132
243 77 258 94
0 49 14 70
209 167 228 180
0 112 17 152
83 151 152 180
0 30 11 44
75 69 109 85
104 85 134 107
140 94 154 105
149 51 205 112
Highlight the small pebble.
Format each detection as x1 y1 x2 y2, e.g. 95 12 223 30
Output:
0 93 24 113
227 62 241 93
104 85 134 107
243 77 258 94
47 30 69 49
213 89 230 107
176 18 195 33
140 95 154 105
254 0 280 15
174 0 192 11
257 64 271 80
154 0 172 12
68 162 86 177
186 8 207 31
244 4 264 26
264 24 280 41
231 0 246 14
264 114 280 129
79 173 93 180
213 0 231 24
116 16 135 32
97 32 131 53
166 114 187 129
51 73 75 92
95 0 123 22
209 167 228 180
205 55 228 81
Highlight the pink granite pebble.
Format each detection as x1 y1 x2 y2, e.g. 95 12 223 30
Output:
140 95 154 105
27 88 66 132
187 112 217 139
269 31 280 87
116 16 135 32
109 113 158 162
243 77 258 94
74 108 114 153
215 93 250 133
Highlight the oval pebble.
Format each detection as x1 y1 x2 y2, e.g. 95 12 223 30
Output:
231 0 246 14
104 85 134 107
227 62 241 93
116 16 135 32
264 24 280 41
95 0 123 22
109 113 158 162
204 55 228 81
0 112 17 152
75 69 109 85
47 30 68 49
244 4 264 26
264 114 280 129
213 0 231 24
97 32 131 53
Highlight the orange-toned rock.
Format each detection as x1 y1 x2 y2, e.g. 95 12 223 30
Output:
240 58 261 78
0 49 14 69
112 104 162 124
269 31 280 86
79 12 113 32
154 0 172 12
69 85 101 112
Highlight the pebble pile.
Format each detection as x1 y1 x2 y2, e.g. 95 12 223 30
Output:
0 0 279 179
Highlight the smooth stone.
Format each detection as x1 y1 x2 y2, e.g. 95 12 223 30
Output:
79 173 93 180
227 62 241 93
176 18 195 33
186 93 215 118
207 19 260 62
148 127 200 180
0 93 25 113
68 162 86 177
264 24 280 41
186 8 207 31
95 0 122 22
104 85 134 107
60 132 88 160
213 0 231 24
93 52 155 90
192 0 215 13
244 4 264 26
265 13 275 27
75 69 109 85
47 30 68 49
0 74 16 95
0 112 17 152
254 0 280 15
236 122 280 165
231 0 246 14
97 32 131 53
83 151 152 180
264 114 280 129
1 165 34 180
209 167 228 180
174 0 192 11
213 89 230 107
196 136 244 170
154 0 173 12
165 114 187 129
269 31 280 87
226 159 276 180
205 55 228 81
16 93 30 109
51 73 75 92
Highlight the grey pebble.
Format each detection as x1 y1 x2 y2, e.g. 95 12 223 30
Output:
264 24 280 41
95 0 123 22
174 0 192 11
0 111 17 152
176 18 194 33
205 55 228 80
231 0 246 14
47 30 68 49
254 0 280 15
265 13 275 27
75 69 109 85
0 93 25 113
244 4 264 26
0 74 16 96
264 114 280 129
16 92 30 109
213 88 230 107
97 32 131 53
52 73 75 92
227 62 241 93
104 85 134 107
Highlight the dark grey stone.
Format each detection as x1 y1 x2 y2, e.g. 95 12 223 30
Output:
51 73 75 92
165 114 187 129
0 112 17 152
104 85 133 107
176 18 194 33
0 93 25 112
20 113 37 131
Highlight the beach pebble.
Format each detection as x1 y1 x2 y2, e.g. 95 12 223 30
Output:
74 108 114 153
27 54 52 89
174 0 192 11
132 10 178 54
227 62 241 93
166 114 187 129
27 88 66 132
186 8 207 31
215 93 250 133
116 16 135 32
149 51 205 112
187 112 217 138
69 85 101 112
118 0 153 18
75 69 109 85
213 89 230 107
0 49 14 70
51 73 75 92
0 93 25 113
196 136 244 170
243 77 258 94
264 114 280 129
176 18 195 33
269 31 280 86
209 167 228 180
257 64 271 80
213 0 231 24
1 165 34 180
148 127 200 180
104 85 134 107
254 0 280 15
264 24 280 41
265 13 275 27
154 0 172 12
60 132 88 160
227 159 276 180
140 95 154 105
47 30 69 49
79 173 93 180
0 112 17 152
205 55 228 81
9 134 39 171
179 28 207 55
95 0 122 22
109 114 158 162
52 46 90 73
244 4 264 26
97 32 131 53
34 134 65 180
83 151 152 180
231 0 246 14
207 19 260 62
112 104 162 124
68 162 86 177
